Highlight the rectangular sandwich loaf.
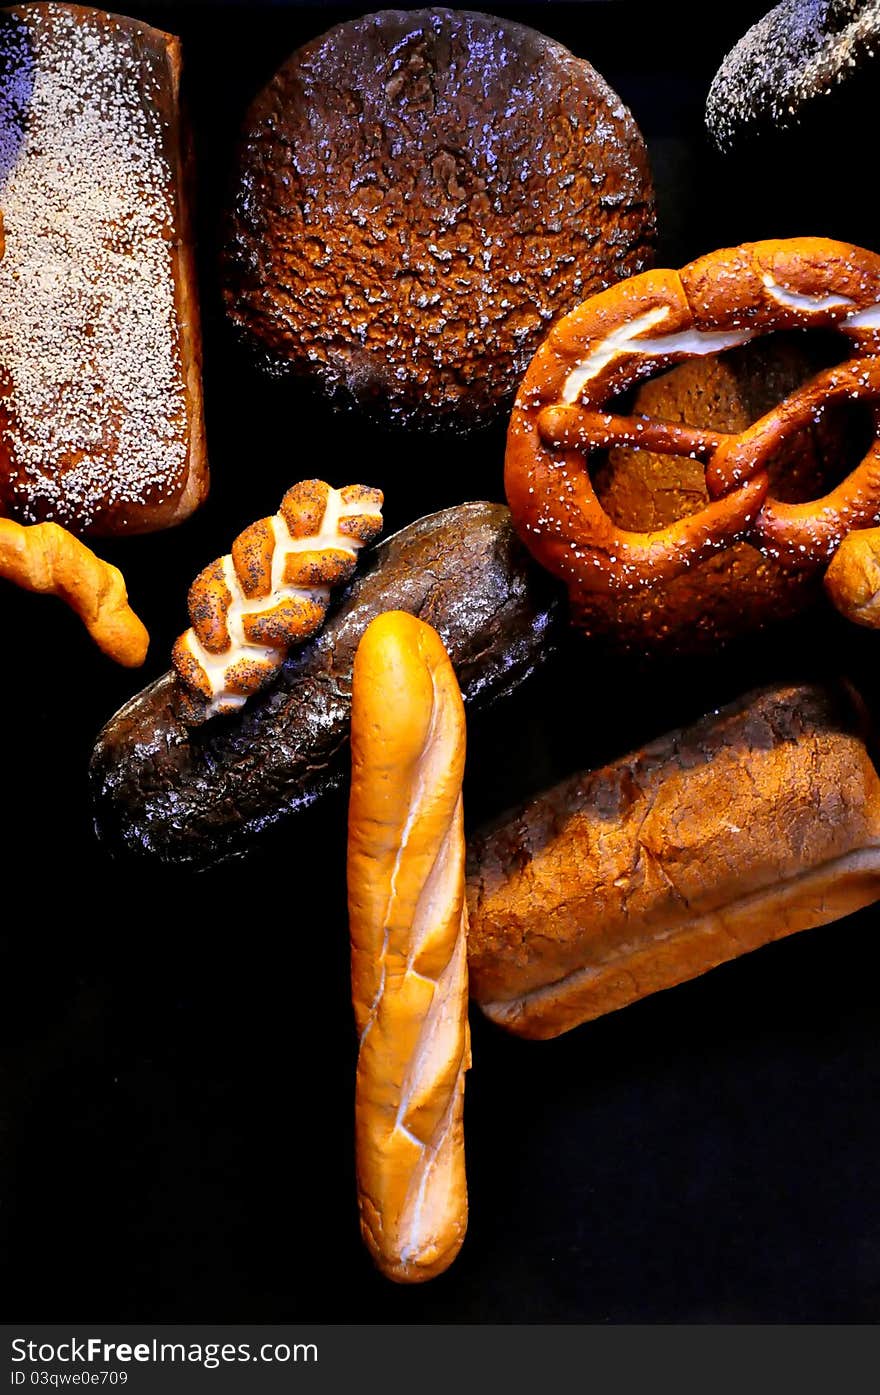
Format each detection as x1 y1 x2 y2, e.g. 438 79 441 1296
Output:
0 2 207 536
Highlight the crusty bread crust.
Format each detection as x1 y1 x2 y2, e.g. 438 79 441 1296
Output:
223 7 655 432
160 19 208 533
466 683 880 1039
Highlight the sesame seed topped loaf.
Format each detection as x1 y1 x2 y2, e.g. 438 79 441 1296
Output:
0 3 207 537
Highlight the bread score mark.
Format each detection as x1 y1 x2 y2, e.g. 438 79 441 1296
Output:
760 273 855 314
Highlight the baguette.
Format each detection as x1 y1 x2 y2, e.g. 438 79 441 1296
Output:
466 682 880 1039
348 611 469 1283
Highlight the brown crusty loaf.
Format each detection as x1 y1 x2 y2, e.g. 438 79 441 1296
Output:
222 7 655 432
348 611 469 1283
583 334 855 651
466 682 880 1039
0 3 207 537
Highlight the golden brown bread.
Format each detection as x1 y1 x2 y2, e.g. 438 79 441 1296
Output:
348 610 469 1283
825 525 880 627
0 4 207 537
0 517 148 664
466 682 880 1039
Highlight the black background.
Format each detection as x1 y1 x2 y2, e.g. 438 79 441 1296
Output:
4 0 880 1323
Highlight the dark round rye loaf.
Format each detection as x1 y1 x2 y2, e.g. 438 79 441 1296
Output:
222 7 656 433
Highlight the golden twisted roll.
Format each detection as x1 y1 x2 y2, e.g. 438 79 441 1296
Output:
347 611 470 1284
172 479 383 716
0 518 148 666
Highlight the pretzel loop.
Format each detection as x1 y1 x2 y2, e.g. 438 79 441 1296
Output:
707 357 880 566
505 238 880 606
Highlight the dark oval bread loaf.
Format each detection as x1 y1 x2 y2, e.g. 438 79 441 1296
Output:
90 502 562 867
222 6 655 433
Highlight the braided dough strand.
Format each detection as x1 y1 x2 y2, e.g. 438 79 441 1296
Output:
348 611 470 1284
0 518 148 666
172 479 383 717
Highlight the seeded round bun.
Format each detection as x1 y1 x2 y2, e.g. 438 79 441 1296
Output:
706 0 880 153
222 7 656 433
582 335 859 654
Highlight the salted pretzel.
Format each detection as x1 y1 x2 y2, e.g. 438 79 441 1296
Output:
172 479 383 718
505 237 880 613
